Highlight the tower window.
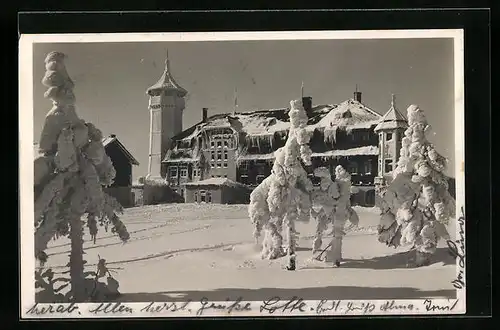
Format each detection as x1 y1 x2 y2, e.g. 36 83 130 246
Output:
169 167 178 178
210 141 215 149
217 141 222 148
211 152 215 161
386 132 393 141
224 150 228 160
384 159 393 173
217 151 222 160
223 162 228 168
224 140 228 148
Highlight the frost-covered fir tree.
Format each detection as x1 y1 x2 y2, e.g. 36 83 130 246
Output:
34 51 130 302
311 166 359 266
377 104 455 267
248 99 314 269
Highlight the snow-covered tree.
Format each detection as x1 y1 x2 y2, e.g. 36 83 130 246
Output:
34 51 130 302
377 104 455 267
248 99 314 270
311 165 359 266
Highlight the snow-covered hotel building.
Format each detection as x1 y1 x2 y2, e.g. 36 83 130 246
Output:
146 57 408 206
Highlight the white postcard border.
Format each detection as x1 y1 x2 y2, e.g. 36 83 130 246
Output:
19 29 466 318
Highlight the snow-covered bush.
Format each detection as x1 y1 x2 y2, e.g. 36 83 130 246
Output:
377 104 455 267
34 52 130 302
310 165 358 265
248 99 313 269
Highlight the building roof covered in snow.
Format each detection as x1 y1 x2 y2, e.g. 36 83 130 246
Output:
173 98 382 143
182 177 250 189
375 94 408 132
163 97 383 163
146 54 188 97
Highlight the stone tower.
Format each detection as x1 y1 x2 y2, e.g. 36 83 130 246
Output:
146 52 187 179
374 94 408 190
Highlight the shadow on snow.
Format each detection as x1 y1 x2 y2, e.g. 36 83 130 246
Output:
116 285 456 302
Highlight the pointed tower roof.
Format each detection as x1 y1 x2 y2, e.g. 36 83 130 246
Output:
146 51 188 97
375 94 408 132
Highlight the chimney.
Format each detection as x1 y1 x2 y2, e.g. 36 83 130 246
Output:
110 134 116 138
202 107 208 122
354 85 362 102
302 96 313 116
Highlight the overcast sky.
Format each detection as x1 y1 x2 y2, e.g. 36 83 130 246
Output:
32 38 455 178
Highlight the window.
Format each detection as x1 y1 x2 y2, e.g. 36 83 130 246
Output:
224 150 228 160
211 152 215 161
240 175 249 185
206 191 212 203
217 141 222 148
349 162 358 175
223 162 228 168
210 141 215 149
384 159 393 173
217 163 221 168
217 151 222 160
200 190 206 202
194 191 198 202
217 175 221 178
180 167 188 178
224 174 227 178
210 162 215 168
224 140 228 148
386 132 393 141
256 175 266 184
240 162 248 170
364 161 372 175
169 167 178 178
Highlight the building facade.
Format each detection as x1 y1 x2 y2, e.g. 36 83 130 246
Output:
146 56 409 206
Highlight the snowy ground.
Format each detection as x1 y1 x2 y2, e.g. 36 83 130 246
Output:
41 204 457 301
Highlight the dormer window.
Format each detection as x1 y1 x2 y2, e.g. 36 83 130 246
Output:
386 132 393 141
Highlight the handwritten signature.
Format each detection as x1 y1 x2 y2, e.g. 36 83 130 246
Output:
260 296 307 314
447 206 465 289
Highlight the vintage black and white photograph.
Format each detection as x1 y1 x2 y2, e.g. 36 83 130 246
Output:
20 30 465 318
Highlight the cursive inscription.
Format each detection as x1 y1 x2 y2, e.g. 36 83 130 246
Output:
423 299 459 312
447 206 465 289
88 302 134 314
260 296 307 314
314 299 341 314
26 302 80 315
344 301 376 315
196 297 252 316
380 300 414 312
140 300 192 313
